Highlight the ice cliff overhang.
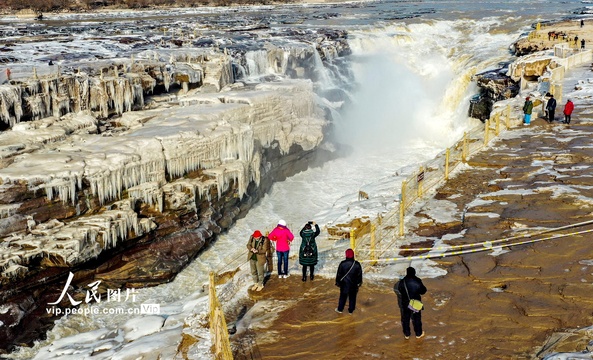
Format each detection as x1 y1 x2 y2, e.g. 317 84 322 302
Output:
0 79 327 281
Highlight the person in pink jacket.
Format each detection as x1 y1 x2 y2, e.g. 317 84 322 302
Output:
268 219 294 278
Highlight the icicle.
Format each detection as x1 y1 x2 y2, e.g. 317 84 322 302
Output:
0 204 20 219
0 85 23 126
163 68 171 92
0 207 158 278
127 182 164 212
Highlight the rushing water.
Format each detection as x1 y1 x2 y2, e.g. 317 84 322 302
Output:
3 0 591 358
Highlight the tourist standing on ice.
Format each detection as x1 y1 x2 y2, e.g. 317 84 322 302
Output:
299 221 320 282
335 248 363 314
269 220 294 278
563 99 574 124
397 267 427 339
246 230 270 291
265 237 274 276
546 94 557 123
522 96 533 125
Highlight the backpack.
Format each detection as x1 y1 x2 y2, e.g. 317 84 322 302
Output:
303 240 314 258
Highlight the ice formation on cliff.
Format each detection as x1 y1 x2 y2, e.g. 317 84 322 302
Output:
0 79 327 279
0 85 23 126
0 49 238 126
0 78 326 204
0 200 156 278
0 25 345 289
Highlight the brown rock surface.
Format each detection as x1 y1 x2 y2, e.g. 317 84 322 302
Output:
231 72 593 359
514 19 593 56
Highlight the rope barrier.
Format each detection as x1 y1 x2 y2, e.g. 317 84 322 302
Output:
359 228 593 263
213 220 593 271
214 237 307 276
355 219 593 253
215 250 249 275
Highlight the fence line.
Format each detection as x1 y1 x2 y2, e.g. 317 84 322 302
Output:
342 103 517 264
359 227 593 263
209 272 234 360
345 42 593 269
208 41 593 356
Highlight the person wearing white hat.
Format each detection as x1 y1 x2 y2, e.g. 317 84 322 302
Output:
268 220 294 278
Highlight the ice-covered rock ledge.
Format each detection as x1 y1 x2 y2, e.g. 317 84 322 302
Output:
0 20 353 350
0 48 233 127
0 78 336 350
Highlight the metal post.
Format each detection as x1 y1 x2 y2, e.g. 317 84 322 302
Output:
377 214 382 255
484 119 490 145
399 180 406 237
370 224 376 266
495 113 500 135
350 229 356 251
208 272 215 316
462 132 468 162
417 166 424 198
506 105 511 128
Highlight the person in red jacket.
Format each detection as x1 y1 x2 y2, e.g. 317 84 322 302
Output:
563 99 574 124
268 220 294 278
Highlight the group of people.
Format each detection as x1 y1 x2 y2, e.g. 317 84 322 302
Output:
246 219 321 291
545 30 585 49
522 95 574 125
246 220 429 339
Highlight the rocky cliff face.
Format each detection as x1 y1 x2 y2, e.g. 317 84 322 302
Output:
0 30 352 351
470 67 519 121
470 39 567 121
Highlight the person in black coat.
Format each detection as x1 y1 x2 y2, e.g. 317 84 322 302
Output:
299 221 320 282
546 94 557 123
397 266 427 339
335 248 363 314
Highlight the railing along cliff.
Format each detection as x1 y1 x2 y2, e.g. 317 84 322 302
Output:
209 272 234 360
345 103 518 267
349 47 592 268
204 37 593 356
